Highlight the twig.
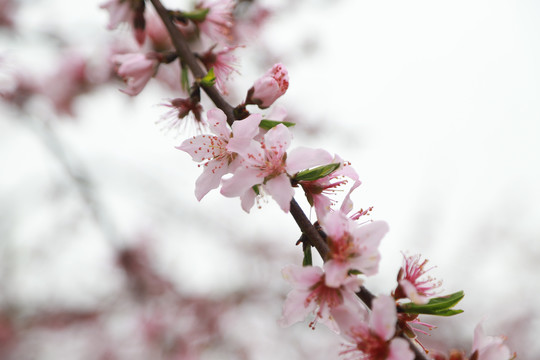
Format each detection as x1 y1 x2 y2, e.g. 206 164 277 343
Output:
148 1 430 358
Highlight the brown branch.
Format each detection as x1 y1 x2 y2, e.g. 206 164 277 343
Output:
148 1 430 359
149 0 235 125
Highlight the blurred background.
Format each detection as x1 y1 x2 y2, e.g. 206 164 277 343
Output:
1 0 539 359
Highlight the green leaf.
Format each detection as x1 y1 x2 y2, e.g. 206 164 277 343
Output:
200 67 216 87
400 291 465 316
252 185 260 196
182 8 210 22
293 163 341 182
302 246 312 267
258 119 296 130
181 63 190 92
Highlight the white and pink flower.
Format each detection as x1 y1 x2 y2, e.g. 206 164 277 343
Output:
101 0 133 30
113 52 159 96
199 46 240 95
334 295 415 360
196 0 235 44
320 211 388 287
220 123 332 212
246 63 289 109
395 253 441 305
279 264 364 333
178 108 261 201
299 155 361 220
471 322 513 360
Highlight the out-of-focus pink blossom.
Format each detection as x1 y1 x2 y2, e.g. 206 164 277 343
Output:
0 0 16 27
233 4 272 43
471 322 513 360
145 9 172 50
279 264 364 332
334 295 415 360
178 108 261 201
246 63 289 109
113 52 159 96
199 46 240 95
101 0 133 30
197 0 235 44
395 253 441 305
220 124 332 212
40 54 89 115
321 211 388 287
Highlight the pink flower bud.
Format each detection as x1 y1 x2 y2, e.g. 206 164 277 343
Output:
246 63 289 109
113 53 159 96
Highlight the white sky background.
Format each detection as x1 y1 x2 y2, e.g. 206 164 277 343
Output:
1 0 540 358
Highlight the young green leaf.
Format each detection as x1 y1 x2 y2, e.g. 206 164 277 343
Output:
400 291 465 316
259 119 296 130
293 163 341 182
182 8 210 22
302 246 313 267
200 67 216 87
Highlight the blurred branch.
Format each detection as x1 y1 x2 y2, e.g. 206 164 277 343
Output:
23 113 121 248
149 0 236 125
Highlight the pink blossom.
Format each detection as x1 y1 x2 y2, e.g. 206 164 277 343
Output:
145 9 171 50
321 211 388 287
220 124 332 212
158 97 204 134
471 322 513 360
334 295 414 360
246 63 289 109
395 253 441 305
197 0 235 44
199 46 240 95
299 155 361 220
100 0 133 30
39 53 88 115
0 0 15 27
113 53 159 96
279 264 364 332
178 109 261 201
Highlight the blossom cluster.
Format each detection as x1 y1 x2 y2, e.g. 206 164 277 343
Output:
97 1 516 359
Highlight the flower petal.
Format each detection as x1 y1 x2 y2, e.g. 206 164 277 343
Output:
286 147 333 175
387 338 415 360
207 108 231 138
370 295 397 341
194 159 229 201
220 167 262 197
177 135 219 162
264 173 294 212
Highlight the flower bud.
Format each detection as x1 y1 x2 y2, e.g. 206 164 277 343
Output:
113 53 159 96
246 63 289 109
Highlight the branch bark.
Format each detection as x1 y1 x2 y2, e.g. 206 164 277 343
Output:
148 1 430 359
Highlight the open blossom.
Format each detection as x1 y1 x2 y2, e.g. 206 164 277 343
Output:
158 97 204 134
279 264 364 333
321 211 388 287
220 123 332 212
299 155 361 220
101 0 146 45
471 322 513 360
178 108 261 201
334 295 414 360
113 53 159 95
246 63 289 109
394 253 441 305
199 46 239 95
196 0 235 43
